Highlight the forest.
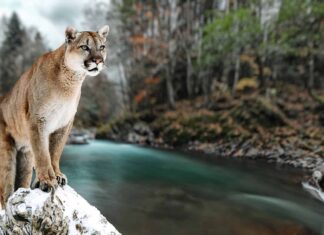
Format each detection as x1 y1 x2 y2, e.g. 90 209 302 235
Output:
98 0 324 167
0 0 324 165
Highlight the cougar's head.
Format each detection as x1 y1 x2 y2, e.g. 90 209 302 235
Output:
64 25 109 76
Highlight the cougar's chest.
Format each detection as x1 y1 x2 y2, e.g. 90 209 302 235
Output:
44 96 78 133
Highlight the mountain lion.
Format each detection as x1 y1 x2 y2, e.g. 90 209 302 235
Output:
0 25 109 208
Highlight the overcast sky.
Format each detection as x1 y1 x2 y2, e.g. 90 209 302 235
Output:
0 0 99 48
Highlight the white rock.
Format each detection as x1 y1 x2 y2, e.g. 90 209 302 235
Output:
0 186 121 235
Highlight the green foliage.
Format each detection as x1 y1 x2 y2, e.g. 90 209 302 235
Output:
201 7 261 68
276 0 324 56
200 0 324 86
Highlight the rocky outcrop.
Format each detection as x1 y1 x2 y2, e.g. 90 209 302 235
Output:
98 120 155 145
0 186 120 235
67 128 96 145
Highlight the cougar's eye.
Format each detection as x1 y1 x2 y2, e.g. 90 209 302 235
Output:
99 45 105 50
80 45 89 51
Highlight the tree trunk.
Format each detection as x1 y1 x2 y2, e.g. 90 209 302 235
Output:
202 70 211 106
118 62 130 111
256 55 265 88
225 0 230 14
307 41 315 91
232 54 240 95
221 59 230 84
220 0 230 87
231 0 240 96
260 26 269 90
272 53 278 82
166 64 176 109
186 50 193 98
306 40 324 104
163 0 177 109
185 0 193 98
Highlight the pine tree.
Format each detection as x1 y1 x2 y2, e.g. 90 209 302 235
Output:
21 29 47 72
0 12 25 93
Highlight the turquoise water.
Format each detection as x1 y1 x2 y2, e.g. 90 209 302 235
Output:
61 140 324 235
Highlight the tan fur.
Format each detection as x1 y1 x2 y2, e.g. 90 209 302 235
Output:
0 25 109 208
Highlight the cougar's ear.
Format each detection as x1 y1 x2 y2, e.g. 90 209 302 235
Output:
98 25 110 39
65 26 78 43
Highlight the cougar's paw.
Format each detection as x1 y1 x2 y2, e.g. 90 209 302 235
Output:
32 167 57 192
56 174 68 186
32 179 57 192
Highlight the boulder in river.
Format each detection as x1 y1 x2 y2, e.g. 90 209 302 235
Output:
0 186 120 235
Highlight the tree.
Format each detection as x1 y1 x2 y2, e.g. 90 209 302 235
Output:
75 74 122 127
202 4 261 94
0 12 25 93
112 0 213 108
0 13 47 94
276 0 324 89
0 16 8 45
91 0 324 117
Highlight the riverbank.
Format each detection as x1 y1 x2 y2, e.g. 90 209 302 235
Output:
96 84 324 171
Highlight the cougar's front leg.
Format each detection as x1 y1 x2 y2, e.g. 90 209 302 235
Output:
0 132 17 209
50 121 73 186
15 150 34 189
30 120 56 192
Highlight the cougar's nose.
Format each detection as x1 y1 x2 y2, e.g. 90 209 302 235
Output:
92 57 103 65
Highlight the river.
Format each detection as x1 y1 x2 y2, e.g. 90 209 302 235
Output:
61 140 324 235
